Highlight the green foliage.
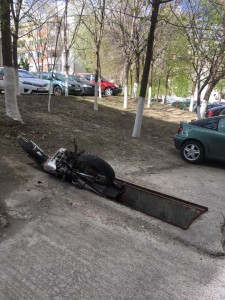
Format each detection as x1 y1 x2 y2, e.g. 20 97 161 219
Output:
19 58 29 70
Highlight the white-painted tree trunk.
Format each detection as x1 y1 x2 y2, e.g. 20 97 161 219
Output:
4 67 22 121
189 94 195 112
123 84 128 109
200 99 207 119
48 81 52 113
14 68 20 95
196 106 201 120
94 83 98 110
132 96 145 138
98 78 102 98
147 86 152 108
132 82 138 98
65 74 69 96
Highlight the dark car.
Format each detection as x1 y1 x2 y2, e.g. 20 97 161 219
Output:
68 75 95 96
174 116 225 164
206 104 225 117
193 101 225 114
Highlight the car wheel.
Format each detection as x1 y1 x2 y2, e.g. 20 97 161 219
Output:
104 88 113 96
181 140 204 164
53 85 63 96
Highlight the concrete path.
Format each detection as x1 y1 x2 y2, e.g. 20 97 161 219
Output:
0 157 225 299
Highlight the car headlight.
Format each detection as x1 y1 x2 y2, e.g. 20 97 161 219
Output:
83 84 92 88
114 84 119 88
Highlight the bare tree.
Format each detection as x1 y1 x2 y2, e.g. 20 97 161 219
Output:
62 0 85 96
81 0 106 110
132 0 173 138
108 0 150 109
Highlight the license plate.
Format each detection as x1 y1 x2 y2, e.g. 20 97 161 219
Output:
37 88 47 91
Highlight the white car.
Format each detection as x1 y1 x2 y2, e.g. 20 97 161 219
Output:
0 68 49 94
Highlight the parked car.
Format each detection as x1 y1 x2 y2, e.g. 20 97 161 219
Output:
171 99 190 110
174 116 225 164
193 101 225 114
68 75 95 96
35 72 83 96
206 104 225 117
0 68 49 94
77 73 122 96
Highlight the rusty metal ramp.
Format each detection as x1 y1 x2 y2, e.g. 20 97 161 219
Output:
113 179 208 230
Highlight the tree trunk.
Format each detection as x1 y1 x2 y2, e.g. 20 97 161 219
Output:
132 51 140 99
147 61 154 108
132 0 162 137
204 80 217 102
94 68 99 110
0 0 22 121
189 80 197 112
123 58 131 109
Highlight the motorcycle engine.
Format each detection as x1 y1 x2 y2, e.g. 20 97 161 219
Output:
43 148 68 174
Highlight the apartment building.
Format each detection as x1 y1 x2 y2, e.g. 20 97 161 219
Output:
18 16 84 74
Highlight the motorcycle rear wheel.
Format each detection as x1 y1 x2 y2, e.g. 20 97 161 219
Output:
76 154 115 186
17 136 49 165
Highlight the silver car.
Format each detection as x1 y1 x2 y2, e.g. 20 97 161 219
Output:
0 68 49 94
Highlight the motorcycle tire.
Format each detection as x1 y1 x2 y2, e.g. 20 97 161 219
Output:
76 154 115 186
17 135 49 166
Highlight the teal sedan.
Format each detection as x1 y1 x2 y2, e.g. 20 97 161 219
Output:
174 116 225 163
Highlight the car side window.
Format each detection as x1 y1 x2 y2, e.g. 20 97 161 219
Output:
42 74 48 79
218 118 225 132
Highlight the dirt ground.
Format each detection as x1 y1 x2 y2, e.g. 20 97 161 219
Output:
0 93 195 169
0 93 195 217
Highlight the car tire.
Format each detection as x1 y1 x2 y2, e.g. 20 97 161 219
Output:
181 140 204 164
53 85 63 96
104 88 113 96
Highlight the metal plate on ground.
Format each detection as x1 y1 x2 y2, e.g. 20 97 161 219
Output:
115 179 208 230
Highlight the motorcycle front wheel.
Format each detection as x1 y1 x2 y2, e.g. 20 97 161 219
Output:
17 135 49 166
76 154 115 186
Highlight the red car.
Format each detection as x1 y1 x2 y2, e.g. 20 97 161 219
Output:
77 73 122 96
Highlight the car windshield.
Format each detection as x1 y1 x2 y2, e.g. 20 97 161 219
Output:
101 76 109 82
74 76 89 83
19 70 36 78
54 73 66 81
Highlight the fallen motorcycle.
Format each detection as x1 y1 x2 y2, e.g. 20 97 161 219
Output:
17 135 125 199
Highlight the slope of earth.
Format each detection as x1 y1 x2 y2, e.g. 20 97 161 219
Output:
0 94 195 174
1 94 225 300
